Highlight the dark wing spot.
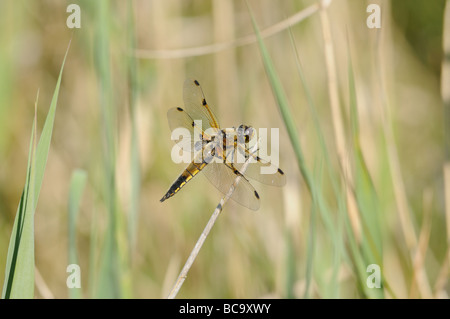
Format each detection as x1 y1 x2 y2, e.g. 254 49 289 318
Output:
254 190 260 199
202 98 207 106
256 156 261 161
194 80 200 86
217 203 223 211
176 107 183 112
191 121 195 127
278 168 285 175
234 169 239 175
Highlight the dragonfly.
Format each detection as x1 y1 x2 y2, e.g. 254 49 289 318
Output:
160 79 286 210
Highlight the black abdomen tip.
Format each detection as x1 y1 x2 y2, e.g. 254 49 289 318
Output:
160 193 170 202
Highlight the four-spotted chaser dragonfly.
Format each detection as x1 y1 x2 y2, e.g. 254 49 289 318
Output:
160 79 286 210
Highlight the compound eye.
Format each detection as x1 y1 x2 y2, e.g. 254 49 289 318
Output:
236 125 244 137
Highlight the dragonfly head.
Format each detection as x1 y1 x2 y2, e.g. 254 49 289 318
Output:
237 124 255 144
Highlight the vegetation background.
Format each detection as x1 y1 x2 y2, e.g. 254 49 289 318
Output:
0 0 447 298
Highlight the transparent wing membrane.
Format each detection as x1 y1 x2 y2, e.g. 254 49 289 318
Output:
201 161 260 211
183 78 220 131
167 107 204 152
232 143 286 186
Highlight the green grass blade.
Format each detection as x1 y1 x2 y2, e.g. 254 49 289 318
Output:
248 5 351 298
33 50 69 206
347 46 384 298
303 160 325 299
288 28 349 298
68 169 87 299
2 119 36 299
283 229 296 299
93 0 123 298
2 41 70 299
248 6 333 220
248 4 347 298
248 13 310 192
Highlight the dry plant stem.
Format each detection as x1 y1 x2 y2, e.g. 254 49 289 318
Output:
434 239 450 297
135 2 321 59
167 145 258 299
377 3 418 252
409 189 433 298
318 2 361 240
446 164 450 250
435 0 450 296
442 0 450 251
377 3 433 297
435 164 450 295
35 266 54 299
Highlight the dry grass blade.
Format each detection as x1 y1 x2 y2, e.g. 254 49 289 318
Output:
135 3 320 59
167 143 258 299
435 0 450 297
318 2 361 241
442 0 450 249
409 189 433 298
376 3 418 251
35 266 54 299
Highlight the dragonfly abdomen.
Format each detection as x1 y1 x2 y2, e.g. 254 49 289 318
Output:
160 160 208 202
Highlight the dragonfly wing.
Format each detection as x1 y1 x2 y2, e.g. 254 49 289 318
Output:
183 79 221 131
201 161 260 211
231 143 286 186
167 107 208 153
